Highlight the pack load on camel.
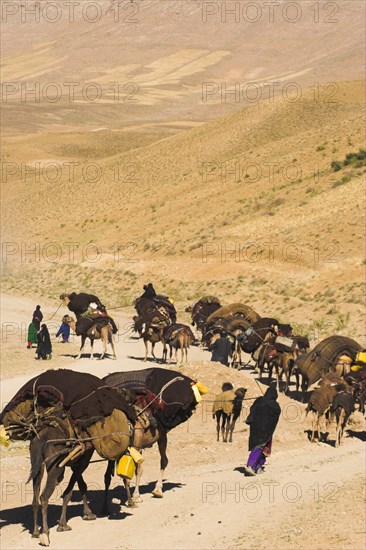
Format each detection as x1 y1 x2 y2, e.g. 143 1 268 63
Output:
0 369 136 460
202 303 261 344
186 296 222 333
296 335 362 399
133 283 177 334
103 367 207 432
0 369 140 545
60 292 118 335
163 323 195 343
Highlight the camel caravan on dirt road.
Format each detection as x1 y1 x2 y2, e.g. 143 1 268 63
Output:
0 285 365 546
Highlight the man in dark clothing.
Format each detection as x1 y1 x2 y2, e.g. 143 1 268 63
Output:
60 292 104 317
60 292 118 335
32 305 43 331
209 331 232 366
244 384 281 475
36 324 52 360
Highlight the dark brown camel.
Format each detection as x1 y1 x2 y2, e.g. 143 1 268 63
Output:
28 411 96 546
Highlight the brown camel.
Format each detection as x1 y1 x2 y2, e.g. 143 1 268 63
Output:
142 322 165 362
163 326 194 364
64 315 116 360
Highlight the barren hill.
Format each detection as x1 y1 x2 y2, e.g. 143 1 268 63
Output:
1 80 365 341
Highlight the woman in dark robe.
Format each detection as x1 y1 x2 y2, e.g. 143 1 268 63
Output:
244 384 281 475
32 305 43 331
36 324 52 360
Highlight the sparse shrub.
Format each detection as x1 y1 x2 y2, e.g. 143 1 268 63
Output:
331 160 342 172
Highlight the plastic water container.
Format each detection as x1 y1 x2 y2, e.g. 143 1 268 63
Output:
191 384 202 403
116 454 136 479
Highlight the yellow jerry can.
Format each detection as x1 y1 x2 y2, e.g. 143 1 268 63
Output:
116 454 136 479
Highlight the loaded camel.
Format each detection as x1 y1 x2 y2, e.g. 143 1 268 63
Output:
212 383 247 442
102 369 207 509
64 315 116 360
162 324 195 364
0 370 134 546
306 373 354 445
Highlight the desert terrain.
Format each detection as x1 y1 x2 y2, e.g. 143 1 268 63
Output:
1 0 365 548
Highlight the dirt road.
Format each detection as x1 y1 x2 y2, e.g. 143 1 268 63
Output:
0 295 365 550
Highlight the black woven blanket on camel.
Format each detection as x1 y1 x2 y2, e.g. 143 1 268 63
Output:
0 369 137 426
104 368 197 431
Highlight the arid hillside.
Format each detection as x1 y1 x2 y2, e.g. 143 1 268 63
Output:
1 0 365 133
1 80 365 341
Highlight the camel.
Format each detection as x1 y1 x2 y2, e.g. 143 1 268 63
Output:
27 408 97 546
64 315 116 360
142 322 165 362
212 383 247 442
330 392 355 447
163 325 194 364
267 350 300 393
102 368 206 510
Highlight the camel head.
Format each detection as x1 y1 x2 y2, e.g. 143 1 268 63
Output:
63 315 76 328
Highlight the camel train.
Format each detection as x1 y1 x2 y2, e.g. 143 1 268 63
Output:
0 285 364 546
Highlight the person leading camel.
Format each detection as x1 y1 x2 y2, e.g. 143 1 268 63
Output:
244 384 281 476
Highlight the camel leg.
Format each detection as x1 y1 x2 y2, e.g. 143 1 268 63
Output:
124 479 137 508
310 412 316 442
32 462 44 538
221 413 228 442
151 342 157 361
102 460 114 516
132 462 144 503
144 339 148 362
58 453 95 531
90 338 94 360
40 466 65 546
98 331 107 360
225 415 233 443
76 336 86 360
152 432 168 498
109 332 117 359
162 342 167 364
216 418 220 442
335 410 345 447
228 417 238 443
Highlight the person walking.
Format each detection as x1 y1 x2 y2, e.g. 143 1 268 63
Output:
56 315 71 343
244 384 281 475
36 324 52 360
32 305 43 332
